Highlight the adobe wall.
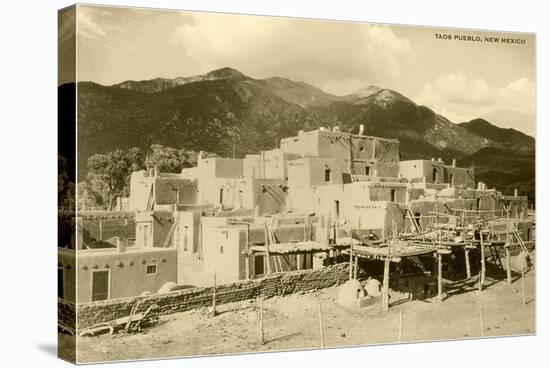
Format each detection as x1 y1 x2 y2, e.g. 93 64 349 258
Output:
81 216 136 243
74 248 178 303
154 177 198 205
75 262 350 329
129 171 153 211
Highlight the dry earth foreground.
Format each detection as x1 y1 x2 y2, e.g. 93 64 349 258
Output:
66 265 535 363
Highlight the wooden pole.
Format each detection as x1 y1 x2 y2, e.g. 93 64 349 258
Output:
264 225 272 274
521 267 526 305
259 297 265 344
465 247 471 279
382 257 390 311
505 206 512 285
398 311 403 342
318 297 325 348
212 272 217 317
505 246 512 285
349 243 354 280
437 253 443 301
354 256 359 279
480 231 486 289
479 305 484 337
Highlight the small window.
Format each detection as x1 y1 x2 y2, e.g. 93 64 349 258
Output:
390 189 396 202
365 166 370 176
325 168 331 182
220 245 224 254
146 265 157 275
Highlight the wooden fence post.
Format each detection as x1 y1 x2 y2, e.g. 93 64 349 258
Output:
506 246 512 285
522 267 526 305
382 258 390 311
259 296 265 344
318 297 325 348
212 272 217 317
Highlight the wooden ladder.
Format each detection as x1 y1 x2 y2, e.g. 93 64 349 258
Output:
162 212 181 248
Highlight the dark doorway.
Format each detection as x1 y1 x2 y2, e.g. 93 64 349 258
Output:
58 267 64 299
325 168 331 182
255 255 265 276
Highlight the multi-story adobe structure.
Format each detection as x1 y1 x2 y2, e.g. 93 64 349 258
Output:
59 128 533 301
121 128 532 286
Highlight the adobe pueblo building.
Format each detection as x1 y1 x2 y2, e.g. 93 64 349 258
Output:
59 128 534 309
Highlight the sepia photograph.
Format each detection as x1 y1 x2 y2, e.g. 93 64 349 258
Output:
57 4 536 364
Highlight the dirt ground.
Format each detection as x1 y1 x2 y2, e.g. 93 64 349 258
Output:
69 266 535 364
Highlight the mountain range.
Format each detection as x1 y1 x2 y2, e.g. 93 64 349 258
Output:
63 67 535 201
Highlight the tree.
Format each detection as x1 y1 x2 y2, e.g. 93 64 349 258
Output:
87 148 144 210
148 144 215 173
58 155 75 210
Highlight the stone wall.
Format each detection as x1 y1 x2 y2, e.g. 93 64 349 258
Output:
58 298 76 329
76 262 349 329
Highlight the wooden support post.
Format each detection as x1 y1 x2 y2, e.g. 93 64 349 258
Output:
354 256 359 279
480 233 486 289
212 273 217 317
258 297 265 344
318 297 325 348
382 258 390 311
506 246 512 285
349 246 354 280
245 255 250 280
521 267 526 305
465 248 471 279
264 225 272 275
437 253 443 301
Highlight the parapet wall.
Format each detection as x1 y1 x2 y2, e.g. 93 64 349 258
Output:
74 262 349 329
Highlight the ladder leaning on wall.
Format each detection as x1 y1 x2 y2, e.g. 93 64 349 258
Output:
162 211 181 248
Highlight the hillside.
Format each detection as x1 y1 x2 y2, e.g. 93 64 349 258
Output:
458 147 535 202
66 67 535 202
459 118 535 152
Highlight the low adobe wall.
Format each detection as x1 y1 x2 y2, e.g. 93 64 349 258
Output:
75 262 349 329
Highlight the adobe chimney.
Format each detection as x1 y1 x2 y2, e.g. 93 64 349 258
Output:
117 237 126 253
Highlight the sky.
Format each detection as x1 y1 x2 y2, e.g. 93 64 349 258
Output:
61 5 536 136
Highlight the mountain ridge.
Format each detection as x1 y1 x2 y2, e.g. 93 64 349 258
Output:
62 67 534 200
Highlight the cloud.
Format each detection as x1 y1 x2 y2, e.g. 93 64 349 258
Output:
170 13 410 95
415 72 535 132
77 6 126 41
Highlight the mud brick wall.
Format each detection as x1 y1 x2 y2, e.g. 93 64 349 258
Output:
58 298 76 329
77 262 349 329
